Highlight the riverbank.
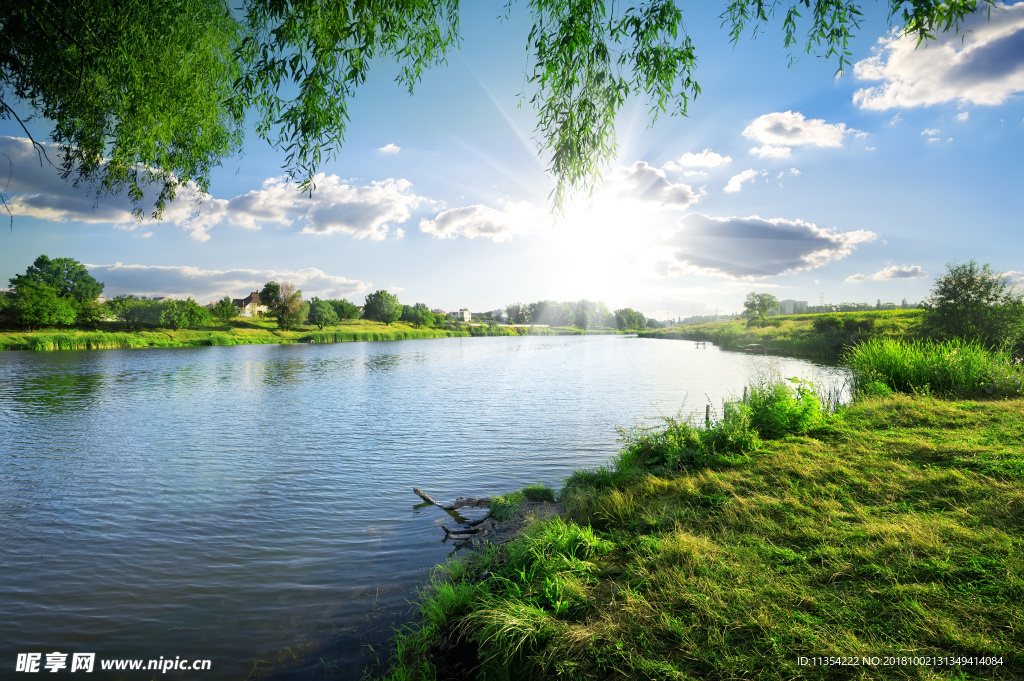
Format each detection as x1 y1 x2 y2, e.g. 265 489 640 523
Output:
377 386 1023 679
639 309 925 360
0 319 621 351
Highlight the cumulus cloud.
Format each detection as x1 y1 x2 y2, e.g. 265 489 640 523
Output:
742 111 858 150
664 148 732 169
724 169 762 193
378 143 401 154
85 263 370 302
1001 270 1024 285
659 214 877 279
0 136 432 241
845 264 929 283
853 4 1024 110
611 161 700 207
419 201 538 242
955 111 971 121
921 127 941 136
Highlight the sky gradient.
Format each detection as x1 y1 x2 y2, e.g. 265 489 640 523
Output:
2 2 1023 320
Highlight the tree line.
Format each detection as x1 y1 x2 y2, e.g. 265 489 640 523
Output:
2 255 660 334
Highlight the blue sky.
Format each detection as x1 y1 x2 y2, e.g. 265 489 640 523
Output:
2 2 1023 319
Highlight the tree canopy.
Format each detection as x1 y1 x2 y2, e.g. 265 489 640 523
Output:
363 290 402 325
0 0 990 216
923 260 1024 350
9 255 104 303
743 292 780 319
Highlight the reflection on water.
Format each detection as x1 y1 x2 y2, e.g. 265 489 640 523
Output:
0 336 847 679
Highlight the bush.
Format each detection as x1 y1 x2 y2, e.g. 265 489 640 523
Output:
923 260 1024 350
744 378 824 439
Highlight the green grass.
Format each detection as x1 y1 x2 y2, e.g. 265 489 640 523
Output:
377 379 1024 680
846 337 1024 398
640 310 926 360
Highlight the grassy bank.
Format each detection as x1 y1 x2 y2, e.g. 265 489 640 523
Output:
639 310 926 360
0 318 623 351
376 352 1024 680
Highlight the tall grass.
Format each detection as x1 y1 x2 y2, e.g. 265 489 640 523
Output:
845 337 1024 397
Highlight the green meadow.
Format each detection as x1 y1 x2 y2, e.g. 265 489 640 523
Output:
639 310 926 360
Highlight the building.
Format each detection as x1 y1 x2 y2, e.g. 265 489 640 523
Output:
447 309 471 322
779 299 808 315
232 291 268 317
491 309 508 322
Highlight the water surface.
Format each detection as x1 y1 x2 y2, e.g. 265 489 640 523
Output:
0 335 847 678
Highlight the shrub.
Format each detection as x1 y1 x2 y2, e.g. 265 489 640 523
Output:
744 377 824 439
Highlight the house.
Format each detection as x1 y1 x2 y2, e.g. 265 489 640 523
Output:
447 309 471 322
431 308 446 316
232 291 268 317
491 309 508 322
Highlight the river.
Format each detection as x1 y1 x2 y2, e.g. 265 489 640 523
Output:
0 335 848 678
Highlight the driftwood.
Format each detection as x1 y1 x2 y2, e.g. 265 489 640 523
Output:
414 488 494 546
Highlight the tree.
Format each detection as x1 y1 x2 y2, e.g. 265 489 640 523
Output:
614 308 646 331
274 282 306 330
743 293 780 319
8 281 77 330
400 302 436 328
307 297 339 329
9 255 104 303
106 295 162 331
259 282 282 316
364 290 402 325
212 296 238 322
923 260 1024 350
160 298 212 330
328 299 361 321
575 307 591 331
1 1 987 216
506 303 531 325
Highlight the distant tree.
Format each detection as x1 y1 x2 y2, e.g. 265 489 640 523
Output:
160 298 213 330
646 318 662 329
506 302 530 325
106 295 162 331
275 282 306 330
614 307 646 331
923 260 1024 350
743 292 779 319
364 290 402 325
259 282 282 316
9 255 104 304
307 297 339 329
328 298 361 320
9 281 77 330
400 302 435 327
575 307 591 331
212 296 238 322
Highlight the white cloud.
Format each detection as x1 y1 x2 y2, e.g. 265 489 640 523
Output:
666 148 732 169
889 113 903 125
724 169 761 193
85 263 370 302
845 264 929 283
418 201 539 242
749 145 792 159
659 214 876 279
611 161 700 208
853 4 1024 110
921 127 941 136
378 143 401 154
1001 270 1024 285
742 111 858 150
955 111 971 121
0 137 432 241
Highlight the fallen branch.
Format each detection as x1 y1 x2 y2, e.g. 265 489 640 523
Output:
413 487 490 511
